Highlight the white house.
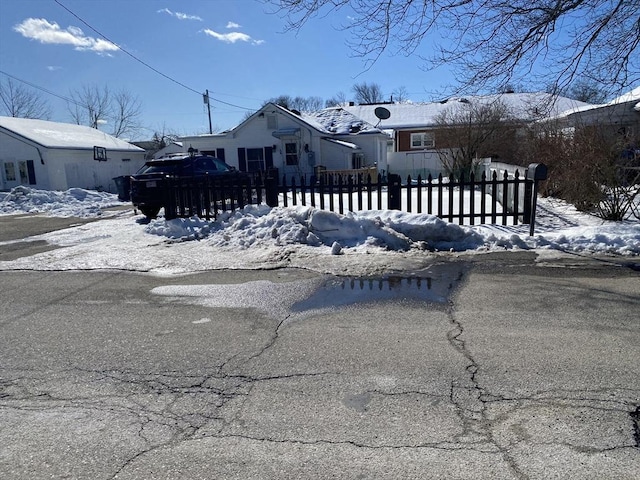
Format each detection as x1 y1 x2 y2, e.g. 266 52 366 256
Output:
153 141 184 159
0 116 146 192
344 92 594 177
546 87 640 149
180 103 390 180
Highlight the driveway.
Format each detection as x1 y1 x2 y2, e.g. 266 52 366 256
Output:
0 259 638 479
0 207 130 261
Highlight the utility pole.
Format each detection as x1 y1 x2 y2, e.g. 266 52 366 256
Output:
203 90 212 134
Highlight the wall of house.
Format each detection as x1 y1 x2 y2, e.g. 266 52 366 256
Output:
1 129 146 193
42 149 145 192
1 131 51 190
335 134 388 171
387 150 445 179
395 129 437 152
317 142 353 171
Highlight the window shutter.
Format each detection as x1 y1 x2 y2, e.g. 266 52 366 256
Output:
237 148 247 172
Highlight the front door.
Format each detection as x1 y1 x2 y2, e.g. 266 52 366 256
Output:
282 140 301 179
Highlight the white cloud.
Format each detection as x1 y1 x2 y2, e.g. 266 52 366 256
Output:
203 29 264 45
47 66 62 71
13 18 119 54
158 8 202 21
226 21 241 29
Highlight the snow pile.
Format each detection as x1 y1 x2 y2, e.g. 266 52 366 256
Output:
142 202 640 256
0 186 125 217
0 186 638 276
145 205 485 252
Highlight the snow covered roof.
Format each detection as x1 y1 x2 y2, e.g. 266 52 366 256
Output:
302 107 383 135
546 86 640 122
0 116 145 151
607 86 640 105
343 93 594 129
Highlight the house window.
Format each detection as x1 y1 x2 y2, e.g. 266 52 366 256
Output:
410 132 435 149
285 142 298 165
352 153 364 169
4 162 16 181
246 148 264 172
266 114 277 130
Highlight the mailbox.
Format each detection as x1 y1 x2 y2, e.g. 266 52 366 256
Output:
526 163 548 181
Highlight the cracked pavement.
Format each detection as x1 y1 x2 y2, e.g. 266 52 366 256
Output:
0 259 639 479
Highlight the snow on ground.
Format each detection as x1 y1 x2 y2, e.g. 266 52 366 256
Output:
0 186 638 276
0 185 124 217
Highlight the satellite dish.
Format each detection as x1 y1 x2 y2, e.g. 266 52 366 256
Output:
374 107 391 120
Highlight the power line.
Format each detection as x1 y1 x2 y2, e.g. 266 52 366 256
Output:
0 70 83 108
52 0 255 112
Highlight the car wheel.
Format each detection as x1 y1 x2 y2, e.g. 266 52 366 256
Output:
140 206 161 219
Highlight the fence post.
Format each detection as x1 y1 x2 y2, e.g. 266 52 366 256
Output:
525 163 548 236
387 174 402 210
265 173 279 207
523 177 533 224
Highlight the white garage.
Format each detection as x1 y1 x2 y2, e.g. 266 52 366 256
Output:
0 116 146 193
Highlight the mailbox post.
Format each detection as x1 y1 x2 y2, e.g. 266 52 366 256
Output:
525 163 548 236
387 174 402 210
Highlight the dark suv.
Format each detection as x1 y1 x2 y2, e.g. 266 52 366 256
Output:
130 154 248 219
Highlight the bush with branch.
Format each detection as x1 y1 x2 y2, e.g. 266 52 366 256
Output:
525 124 639 220
434 99 520 178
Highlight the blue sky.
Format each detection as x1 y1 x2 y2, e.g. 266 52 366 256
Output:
0 0 455 139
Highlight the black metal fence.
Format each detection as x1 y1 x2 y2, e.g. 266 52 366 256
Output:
161 163 547 233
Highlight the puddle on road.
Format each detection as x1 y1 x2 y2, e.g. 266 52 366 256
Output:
291 264 467 312
151 263 468 319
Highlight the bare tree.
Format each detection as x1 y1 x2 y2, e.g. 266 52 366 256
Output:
391 86 409 103
434 99 520 176
68 84 111 129
352 82 384 104
265 95 325 112
67 84 143 138
110 89 143 139
294 96 324 111
560 79 608 104
0 77 51 119
270 0 639 96
325 91 347 107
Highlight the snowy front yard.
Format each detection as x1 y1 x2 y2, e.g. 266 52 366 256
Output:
0 186 638 276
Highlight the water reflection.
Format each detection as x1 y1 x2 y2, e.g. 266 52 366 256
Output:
291 265 465 312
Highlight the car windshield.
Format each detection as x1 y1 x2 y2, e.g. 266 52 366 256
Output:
134 156 234 175
141 163 181 174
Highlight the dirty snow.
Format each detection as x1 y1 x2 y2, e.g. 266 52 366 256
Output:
0 186 638 276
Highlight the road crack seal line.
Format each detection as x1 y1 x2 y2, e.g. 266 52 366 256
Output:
446 300 527 479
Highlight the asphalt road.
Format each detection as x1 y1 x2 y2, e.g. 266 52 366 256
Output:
1 250 639 479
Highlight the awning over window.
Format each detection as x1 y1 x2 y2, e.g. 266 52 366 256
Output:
272 127 300 138
322 138 361 150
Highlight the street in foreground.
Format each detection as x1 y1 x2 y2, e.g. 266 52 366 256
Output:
1 255 638 479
